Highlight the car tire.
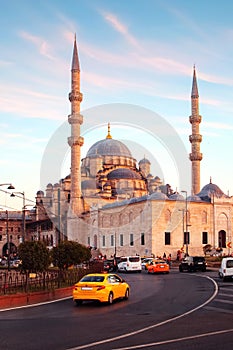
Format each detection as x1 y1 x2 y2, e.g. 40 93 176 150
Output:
179 266 183 272
75 300 82 306
124 288 129 300
108 292 114 305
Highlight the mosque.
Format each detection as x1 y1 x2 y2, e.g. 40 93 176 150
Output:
30 38 233 259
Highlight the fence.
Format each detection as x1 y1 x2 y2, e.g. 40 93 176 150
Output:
0 261 104 295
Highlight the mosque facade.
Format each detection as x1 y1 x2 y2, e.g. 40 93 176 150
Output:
32 38 233 260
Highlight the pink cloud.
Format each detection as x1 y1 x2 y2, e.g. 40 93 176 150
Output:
19 31 55 60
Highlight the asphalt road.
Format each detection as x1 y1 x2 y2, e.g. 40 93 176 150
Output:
0 268 233 350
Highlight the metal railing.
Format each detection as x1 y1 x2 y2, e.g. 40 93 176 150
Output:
0 261 104 295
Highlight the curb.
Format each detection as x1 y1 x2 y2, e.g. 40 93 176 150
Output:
0 286 73 310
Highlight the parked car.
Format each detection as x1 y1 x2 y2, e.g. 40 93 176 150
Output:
147 259 170 274
73 273 130 305
219 257 233 281
141 257 154 270
117 256 142 272
179 256 207 272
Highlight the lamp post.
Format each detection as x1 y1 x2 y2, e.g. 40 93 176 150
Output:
10 192 25 242
5 210 10 271
181 190 189 256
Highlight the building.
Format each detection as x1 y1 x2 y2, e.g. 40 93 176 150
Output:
1 38 232 260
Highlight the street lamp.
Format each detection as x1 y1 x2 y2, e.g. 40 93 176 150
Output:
181 190 189 256
0 183 15 189
5 210 10 271
10 192 26 242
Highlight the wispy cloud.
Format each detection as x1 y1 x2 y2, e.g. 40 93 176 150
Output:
204 121 233 130
18 31 55 60
101 11 142 50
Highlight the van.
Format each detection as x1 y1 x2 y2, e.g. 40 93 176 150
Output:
219 257 233 281
117 256 142 272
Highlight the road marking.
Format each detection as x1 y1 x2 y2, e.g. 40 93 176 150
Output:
0 296 72 312
66 275 218 350
113 328 233 350
214 298 233 305
205 306 233 314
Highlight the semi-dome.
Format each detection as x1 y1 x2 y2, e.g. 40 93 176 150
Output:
86 138 133 158
107 168 142 180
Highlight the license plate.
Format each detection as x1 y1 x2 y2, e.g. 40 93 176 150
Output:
81 287 92 290
160 265 164 268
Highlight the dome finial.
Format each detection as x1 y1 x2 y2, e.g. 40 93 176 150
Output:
106 122 112 139
210 176 212 184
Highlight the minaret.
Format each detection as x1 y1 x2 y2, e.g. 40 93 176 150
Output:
68 36 84 215
189 65 202 194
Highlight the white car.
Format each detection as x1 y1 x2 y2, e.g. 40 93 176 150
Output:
117 256 142 272
219 257 233 281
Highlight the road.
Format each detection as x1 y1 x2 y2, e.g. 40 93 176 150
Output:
0 268 233 350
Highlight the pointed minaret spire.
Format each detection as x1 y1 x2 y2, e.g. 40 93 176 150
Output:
68 35 84 215
191 65 199 98
106 122 112 139
189 66 203 194
72 34 80 71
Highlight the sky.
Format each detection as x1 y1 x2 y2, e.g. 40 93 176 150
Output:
1 0 233 210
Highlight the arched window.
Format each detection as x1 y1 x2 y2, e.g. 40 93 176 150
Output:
202 211 207 224
165 209 171 222
218 230 226 248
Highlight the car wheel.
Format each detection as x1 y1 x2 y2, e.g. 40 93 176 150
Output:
124 288 129 300
179 266 183 272
75 300 82 306
108 292 114 305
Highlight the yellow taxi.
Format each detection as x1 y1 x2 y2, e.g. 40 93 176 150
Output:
73 273 130 305
147 259 170 274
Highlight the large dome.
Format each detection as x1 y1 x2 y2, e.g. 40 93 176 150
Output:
86 138 133 158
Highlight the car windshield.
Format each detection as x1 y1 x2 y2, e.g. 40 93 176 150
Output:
80 276 105 283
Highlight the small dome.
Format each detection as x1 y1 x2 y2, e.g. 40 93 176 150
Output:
86 138 132 158
197 181 227 202
169 193 184 200
107 168 142 180
46 183 53 188
149 192 168 200
139 157 151 165
36 190 44 196
187 194 202 202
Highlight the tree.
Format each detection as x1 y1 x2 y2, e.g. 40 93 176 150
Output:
18 241 51 273
51 241 92 270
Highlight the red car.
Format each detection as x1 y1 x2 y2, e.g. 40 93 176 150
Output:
147 259 170 274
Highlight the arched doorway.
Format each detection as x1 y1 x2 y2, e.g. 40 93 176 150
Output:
2 242 18 259
218 230 226 248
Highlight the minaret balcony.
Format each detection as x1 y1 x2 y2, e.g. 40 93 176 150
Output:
189 115 202 124
69 91 83 102
68 136 84 147
189 134 202 143
189 152 203 161
68 113 83 125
